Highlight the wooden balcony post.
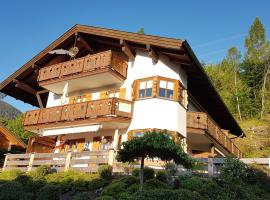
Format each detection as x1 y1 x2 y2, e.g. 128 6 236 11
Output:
113 129 119 150
208 156 214 177
2 154 9 171
64 153 72 172
108 149 115 166
27 153 35 172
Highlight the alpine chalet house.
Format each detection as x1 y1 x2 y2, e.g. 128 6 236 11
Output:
0 25 243 171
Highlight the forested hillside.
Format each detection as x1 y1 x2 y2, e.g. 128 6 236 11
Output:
205 17 270 157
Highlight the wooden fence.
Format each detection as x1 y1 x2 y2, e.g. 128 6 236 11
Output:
2 150 114 172
196 157 270 177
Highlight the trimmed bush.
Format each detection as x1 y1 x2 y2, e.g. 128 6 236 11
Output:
72 192 93 200
132 167 154 181
156 170 168 183
0 181 24 200
96 196 115 200
36 184 61 200
98 165 113 180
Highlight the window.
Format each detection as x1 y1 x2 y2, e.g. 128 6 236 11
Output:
133 132 144 137
108 90 120 98
139 80 153 98
159 80 174 99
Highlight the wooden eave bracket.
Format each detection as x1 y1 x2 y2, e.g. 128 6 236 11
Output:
120 39 135 61
13 79 37 95
77 33 95 54
146 44 159 63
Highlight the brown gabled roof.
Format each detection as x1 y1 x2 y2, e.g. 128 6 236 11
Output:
0 24 244 137
0 123 27 149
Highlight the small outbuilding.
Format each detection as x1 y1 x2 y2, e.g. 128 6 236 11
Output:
0 123 26 152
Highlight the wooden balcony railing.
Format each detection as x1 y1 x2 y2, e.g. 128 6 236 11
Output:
24 98 133 128
38 50 128 85
187 112 242 158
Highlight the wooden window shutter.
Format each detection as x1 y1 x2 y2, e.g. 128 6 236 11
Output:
85 93 92 102
68 96 76 104
119 88 126 99
131 81 138 100
152 77 158 97
100 91 108 99
173 81 180 101
184 89 188 108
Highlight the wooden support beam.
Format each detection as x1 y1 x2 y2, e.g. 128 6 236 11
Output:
146 44 159 63
13 79 37 95
78 34 95 54
36 93 44 108
120 39 135 61
36 89 48 108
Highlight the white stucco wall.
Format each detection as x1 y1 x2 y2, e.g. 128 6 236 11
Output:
128 98 186 137
123 50 187 137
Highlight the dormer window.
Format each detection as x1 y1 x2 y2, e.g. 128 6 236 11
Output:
139 80 152 98
159 80 174 99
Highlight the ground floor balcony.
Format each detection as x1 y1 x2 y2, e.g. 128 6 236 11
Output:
38 50 128 94
23 98 133 131
187 111 242 158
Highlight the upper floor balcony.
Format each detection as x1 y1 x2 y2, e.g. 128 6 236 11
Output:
187 112 242 158
38 51 128 94
23 98 133 131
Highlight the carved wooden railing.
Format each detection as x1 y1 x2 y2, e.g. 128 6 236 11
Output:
38 50 128 84
187 112 242 158
2 150 113 172
24 98 133 127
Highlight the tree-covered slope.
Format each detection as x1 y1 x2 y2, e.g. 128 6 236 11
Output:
204 17 270 157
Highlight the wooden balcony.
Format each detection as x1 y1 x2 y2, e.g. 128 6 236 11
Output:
187 112 242 158
38 51 128 94
23 98 133 130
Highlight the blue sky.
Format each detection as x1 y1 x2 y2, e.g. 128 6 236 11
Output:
0 0 270 112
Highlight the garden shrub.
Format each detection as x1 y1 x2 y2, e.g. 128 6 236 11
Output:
220 157 248 183
88 178 110 191
118 176 137 185
102 176 138 200
95 195 115 200
72 192 93 200
132 167 154 181
29 165 52 181
156 170 168 183
98 165 113 180
246 164 270 193
143 178 169 190
46 170 98 192
165 162 177 176
36 184 61 200
175 188 206 200
102 180 129 199
0 181 24 200
0 169 22 181
129 189 178 200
